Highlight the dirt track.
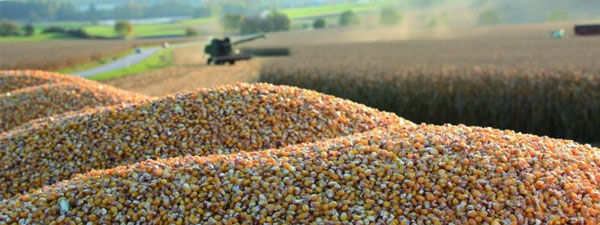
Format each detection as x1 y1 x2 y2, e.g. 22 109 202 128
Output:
102 44 262 97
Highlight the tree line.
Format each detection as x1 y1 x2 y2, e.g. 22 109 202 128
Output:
221 7 406 35
0 19 91 38
221 11 290 35
0 1 212 22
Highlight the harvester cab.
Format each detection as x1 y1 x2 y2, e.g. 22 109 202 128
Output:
204 34 266 65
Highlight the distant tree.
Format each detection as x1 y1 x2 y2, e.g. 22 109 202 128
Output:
0 20 21 36
66 28 90 39
313 18 326 29
478 10 501 25
339 10 360 27
0 1 209 22
240 17 266 34
0 1 72 21
428 12 450 28
239 11 290 34
185 27 200 36
222 14 245 32
547 9 569 22
22 23 34 36
266 11 290 32
39 26 89 39
379 7 402 26
42 26 66 34
114 20 134 38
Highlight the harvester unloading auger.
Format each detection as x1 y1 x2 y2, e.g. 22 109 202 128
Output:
204 34 266 65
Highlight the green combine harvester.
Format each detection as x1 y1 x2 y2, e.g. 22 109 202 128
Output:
204 34 266 65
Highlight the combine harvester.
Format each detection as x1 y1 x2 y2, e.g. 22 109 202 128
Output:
204 34 266 65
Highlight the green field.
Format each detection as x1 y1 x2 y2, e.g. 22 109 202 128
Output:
88 48 174 81
0 17 215 42
281 1 386 19
35 21 97 30
0 33 75 42
0 1 390 42
0 21 99 42
177 17 215 26
0 1 388 42
85 17 215 38
84 24 183 38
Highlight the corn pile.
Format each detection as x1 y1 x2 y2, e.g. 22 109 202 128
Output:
0 70 148 132
1 70 114 93
0 83 146 132
1 71 598 224
0 82 409 200
1 124 598 224
0 70 61 93
1 106 111 138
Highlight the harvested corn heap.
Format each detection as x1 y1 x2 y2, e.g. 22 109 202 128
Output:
0 70 148 100
1 70 114 93
1 106 110 137
0 70 148 132
1 124 598 224
0 83 147 132
0 70 61 93
0 83 409 199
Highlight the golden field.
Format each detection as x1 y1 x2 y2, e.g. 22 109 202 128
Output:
257 24 600 143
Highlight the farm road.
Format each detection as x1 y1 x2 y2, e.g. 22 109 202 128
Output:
74 47 160 77
73 40 207 77
73 35 260 77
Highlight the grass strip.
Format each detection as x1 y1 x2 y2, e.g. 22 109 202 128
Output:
88 48 174 81
281 2 385 19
